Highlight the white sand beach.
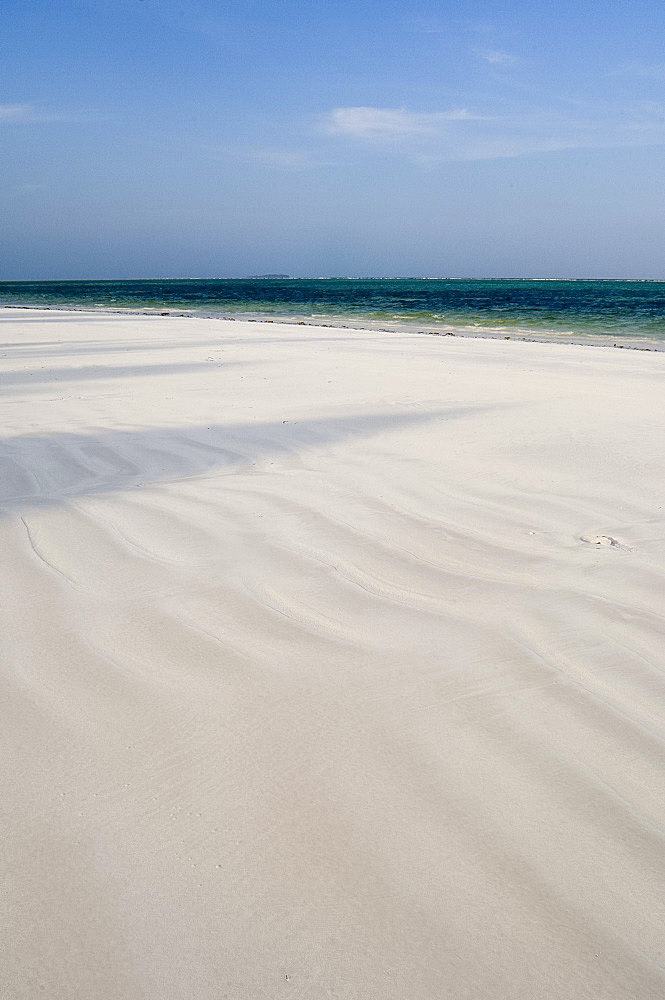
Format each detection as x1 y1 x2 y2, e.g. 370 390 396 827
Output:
3 307 665 999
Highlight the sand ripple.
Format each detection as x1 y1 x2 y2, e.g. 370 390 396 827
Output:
2 310 665 999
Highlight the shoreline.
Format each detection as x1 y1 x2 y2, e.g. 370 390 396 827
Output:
2 303 663 352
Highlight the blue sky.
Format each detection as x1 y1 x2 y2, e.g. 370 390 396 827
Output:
2 0 664 278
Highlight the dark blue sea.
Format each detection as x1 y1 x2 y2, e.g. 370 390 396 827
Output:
2 278 664 344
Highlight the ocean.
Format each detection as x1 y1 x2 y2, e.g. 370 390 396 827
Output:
1 278 664 345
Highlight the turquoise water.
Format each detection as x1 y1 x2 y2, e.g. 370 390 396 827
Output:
1 278 664 343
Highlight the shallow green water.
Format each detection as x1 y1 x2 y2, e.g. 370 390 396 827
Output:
2 278 664 342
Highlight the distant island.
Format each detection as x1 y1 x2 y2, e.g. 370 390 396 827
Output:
247 274 290 279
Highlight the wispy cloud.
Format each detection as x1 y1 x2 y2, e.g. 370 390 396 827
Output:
612 61 665 82
202 141 344 171
0 103 35 122
323 102 665 163
406 17 445 34
244 146 341 170
0 102 97 124
479 50 517 65
326 107 482 141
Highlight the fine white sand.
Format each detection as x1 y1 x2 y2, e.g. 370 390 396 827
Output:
2 307 665 999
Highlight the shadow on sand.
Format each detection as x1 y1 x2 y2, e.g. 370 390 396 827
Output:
0 405 498 509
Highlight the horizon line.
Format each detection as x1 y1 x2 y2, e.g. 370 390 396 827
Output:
2 275 665 283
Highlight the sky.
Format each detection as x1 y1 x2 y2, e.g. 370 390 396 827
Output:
1 0 664 279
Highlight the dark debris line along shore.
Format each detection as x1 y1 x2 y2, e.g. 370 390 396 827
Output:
1 277 664 350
